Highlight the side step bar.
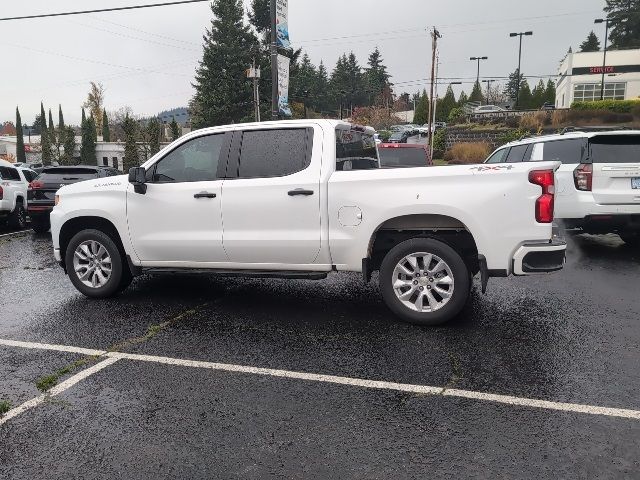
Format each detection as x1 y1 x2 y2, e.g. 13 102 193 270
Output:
140 268 329 281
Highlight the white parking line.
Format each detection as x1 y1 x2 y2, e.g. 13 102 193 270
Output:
1 338 639 423
0 356 119 426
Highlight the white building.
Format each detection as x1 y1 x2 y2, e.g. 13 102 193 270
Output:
556 48 640 108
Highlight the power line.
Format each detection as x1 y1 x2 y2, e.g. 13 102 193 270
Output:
0 0 209 22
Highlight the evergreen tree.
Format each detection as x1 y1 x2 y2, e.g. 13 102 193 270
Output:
58 105 65 130
16 107 26 164
413 91 430 125
170 117 180 140
365 47 391 106
531 79 546 108
61 126 76 166
122 115 139 172
315 61 330 113
146 118 162 157
81 108 86 125
469 81 484 103
518 80 534 109
290 53 318 111
457 90 469 106
40 103 52 166
190 0 258 127
544 79 557 105
80 114 96 165
504 70 524 103
102 111 111 142
580 31 601 52
248 0 270 35
48 109 55 134
32 113 44 135
604 0 640 49
436 85 457 122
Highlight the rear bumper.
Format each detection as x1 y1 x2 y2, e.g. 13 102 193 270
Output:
512 239 566 275
563 214 640 234
27 205 53 216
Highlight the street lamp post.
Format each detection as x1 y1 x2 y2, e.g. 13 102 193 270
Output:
482 79 496 104
469 56 488 85
509 31 533 109
594 18 611 101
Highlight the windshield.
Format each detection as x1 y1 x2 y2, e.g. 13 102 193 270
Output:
37 168 99 181
379 148 429 167
335 127 379 171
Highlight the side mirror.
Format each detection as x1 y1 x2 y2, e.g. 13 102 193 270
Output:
128 167 147 194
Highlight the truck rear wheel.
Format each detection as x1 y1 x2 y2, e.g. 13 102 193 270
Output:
65 229 124 298
31 216 50 234
379 238 470 326
8 201 26 229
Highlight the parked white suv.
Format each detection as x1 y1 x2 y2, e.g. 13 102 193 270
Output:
485 129 640 246
0 159 28 229
50 120 566 326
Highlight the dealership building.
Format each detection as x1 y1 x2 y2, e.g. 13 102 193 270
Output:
556 48 640 108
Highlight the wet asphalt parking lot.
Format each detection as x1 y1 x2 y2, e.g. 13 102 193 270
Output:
0 224 639 479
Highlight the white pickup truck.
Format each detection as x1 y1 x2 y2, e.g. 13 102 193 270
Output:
0 159 28 229
50 120 566 325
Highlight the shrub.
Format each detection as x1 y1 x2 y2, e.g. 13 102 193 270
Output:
433 128 446 152
504 116 520 128
571 100 640 113
551 109 570 127
377 130 391 142
497 128 529 146
448 107 465 124
444 142 491 164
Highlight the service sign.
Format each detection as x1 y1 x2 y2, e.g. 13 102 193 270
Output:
277 54 292 117
276 0 290 49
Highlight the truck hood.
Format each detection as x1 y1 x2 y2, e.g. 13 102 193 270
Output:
57 174 129 195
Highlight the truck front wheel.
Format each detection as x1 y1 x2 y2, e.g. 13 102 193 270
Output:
379 238 470 326
65 229 124 298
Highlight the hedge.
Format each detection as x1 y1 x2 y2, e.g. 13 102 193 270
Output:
570 99 640 113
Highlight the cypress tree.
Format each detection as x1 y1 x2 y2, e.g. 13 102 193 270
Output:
102 111 110 142
61 126 76 166
48 109 55 135
16 107 26 164
80 113 96 165
147 117 162 156
170 117 180 141
122 115 139 172
58 105 65 130
190 0 258 127
40 103 52 166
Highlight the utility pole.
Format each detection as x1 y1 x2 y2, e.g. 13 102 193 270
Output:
429 55 440 159
247 58 261 122
594 18 610 100
270 0 278 120
427 27 440 154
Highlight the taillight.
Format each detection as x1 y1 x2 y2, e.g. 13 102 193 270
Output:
28 181 44 190
0 186 3 200
529 169 555 223
574 163 593 191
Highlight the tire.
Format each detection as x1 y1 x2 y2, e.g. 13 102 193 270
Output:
65 229 124 298
379 238 470 326
31 216 50 234
620 232 640 247
8 201 26 229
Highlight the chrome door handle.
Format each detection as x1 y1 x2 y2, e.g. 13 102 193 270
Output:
194 192 217 199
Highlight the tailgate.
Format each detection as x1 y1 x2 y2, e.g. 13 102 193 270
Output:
590 135 640 205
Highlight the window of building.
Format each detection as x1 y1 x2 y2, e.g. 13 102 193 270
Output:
102 157 109 166
573 82 626 102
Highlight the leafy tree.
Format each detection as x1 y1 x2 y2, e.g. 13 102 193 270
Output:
170 117 180 140
604 0 640 49
58 105 65 130
580 31 601 52
365 47 391 106
191 0 258 127
80 114 96 165
531 79 546 108
469 81 484 103
413 91 430 125
457 90 469 106
40 103 52 166
544 79 557 105
61 126 77 166
16 107 26 163
102 111 111 142
83 82 105 132
436 85 457 122
122 115 139 172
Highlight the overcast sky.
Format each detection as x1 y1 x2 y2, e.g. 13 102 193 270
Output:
0 0 608 125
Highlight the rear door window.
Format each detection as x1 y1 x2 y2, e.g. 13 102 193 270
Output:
0 166 21 181
505 144 530 163
589 135 640 163
542 139 586 164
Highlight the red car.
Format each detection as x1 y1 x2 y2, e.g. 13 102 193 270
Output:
378 143 433 168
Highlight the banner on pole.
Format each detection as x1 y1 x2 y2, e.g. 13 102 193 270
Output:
275 0 290 49
277 54 292 116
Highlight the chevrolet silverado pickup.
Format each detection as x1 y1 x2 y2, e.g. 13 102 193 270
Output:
50 120 566 325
